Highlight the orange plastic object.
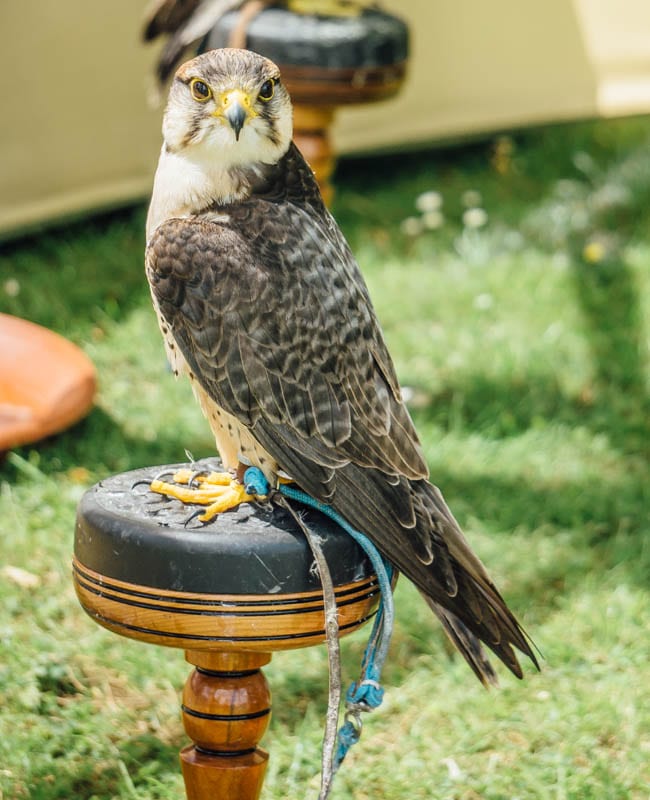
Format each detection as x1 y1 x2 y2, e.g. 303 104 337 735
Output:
0 313 96 451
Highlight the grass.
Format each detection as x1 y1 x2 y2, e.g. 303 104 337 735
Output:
1 115 649 799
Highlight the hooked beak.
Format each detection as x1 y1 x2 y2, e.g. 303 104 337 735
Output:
218 89 255 141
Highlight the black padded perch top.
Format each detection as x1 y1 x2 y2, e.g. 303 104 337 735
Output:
74 461 375 596
206 7 409 70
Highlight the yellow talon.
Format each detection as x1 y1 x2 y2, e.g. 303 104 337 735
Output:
196 483 256 522
169 468 233 486
149 469 261 522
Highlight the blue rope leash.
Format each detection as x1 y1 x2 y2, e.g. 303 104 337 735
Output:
243 468 395 773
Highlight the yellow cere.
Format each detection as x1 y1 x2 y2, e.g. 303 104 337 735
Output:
214 89 258 119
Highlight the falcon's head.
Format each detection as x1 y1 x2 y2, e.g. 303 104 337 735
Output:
162 48 293 167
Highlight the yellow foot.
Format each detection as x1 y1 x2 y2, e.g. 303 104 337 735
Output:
149 469 264 523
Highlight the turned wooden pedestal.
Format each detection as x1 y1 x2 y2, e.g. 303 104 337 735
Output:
73 461 379 799
179 650 271 799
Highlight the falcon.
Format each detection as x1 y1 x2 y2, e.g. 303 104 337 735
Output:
145 48 538 685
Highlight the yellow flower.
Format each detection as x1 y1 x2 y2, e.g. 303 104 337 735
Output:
583 240 606 263
67 466 92 484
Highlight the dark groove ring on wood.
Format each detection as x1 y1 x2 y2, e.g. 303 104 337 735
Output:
195 746 258 758
181 705 271 722
74 557 379 651
73 561 378 612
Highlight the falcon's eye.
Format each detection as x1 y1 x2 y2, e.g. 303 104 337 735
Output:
190 78 212 102
258 78 276 102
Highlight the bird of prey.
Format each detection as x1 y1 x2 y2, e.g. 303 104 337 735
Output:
145 47 538 685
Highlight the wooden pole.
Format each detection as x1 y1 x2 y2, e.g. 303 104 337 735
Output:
292 105 336 206
180 650 272 800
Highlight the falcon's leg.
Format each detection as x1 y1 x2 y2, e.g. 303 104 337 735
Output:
150 467 264 522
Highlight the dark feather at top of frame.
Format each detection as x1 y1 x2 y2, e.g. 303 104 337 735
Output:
142 0 201 40
142 0 247 84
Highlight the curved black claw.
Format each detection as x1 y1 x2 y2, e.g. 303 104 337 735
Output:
188 470 209 489
183 508 207 528
152 469 175 483
131 479 153 492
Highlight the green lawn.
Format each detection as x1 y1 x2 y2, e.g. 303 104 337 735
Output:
1 116 649 799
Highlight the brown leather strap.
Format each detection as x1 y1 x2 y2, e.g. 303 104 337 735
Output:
227 0 275 50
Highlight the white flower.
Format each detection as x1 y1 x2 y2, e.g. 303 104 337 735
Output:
400 216 423 236
422 210 445 230
572 151 596 176
462 207 488 228
3 278 20 297
415 190 443 213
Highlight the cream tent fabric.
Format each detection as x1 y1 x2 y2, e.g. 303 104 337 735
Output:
1 0 649 238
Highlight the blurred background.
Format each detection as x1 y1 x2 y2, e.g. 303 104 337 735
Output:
3 0 650 236
1 2 649 799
